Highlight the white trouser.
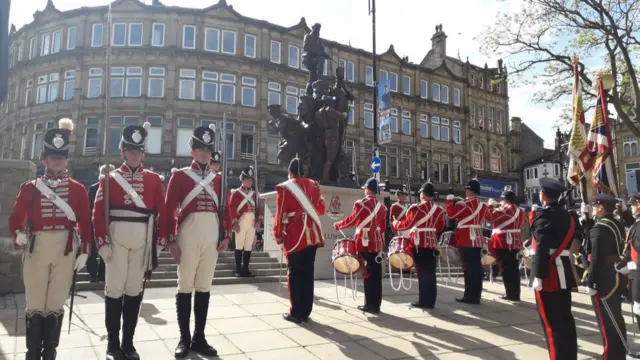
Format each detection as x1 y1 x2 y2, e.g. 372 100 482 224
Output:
23 230 76 314
177 212 220 293
105 221 147 298
235 213 256 251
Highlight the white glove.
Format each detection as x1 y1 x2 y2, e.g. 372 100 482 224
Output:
74 253 88 271
532 277 543 291
581 286 597 297
531 204 539 211
446 194 455 201
488 199 498 207
98 244 113 263
581 203 591 215
633 302 640 315
15 231 28 246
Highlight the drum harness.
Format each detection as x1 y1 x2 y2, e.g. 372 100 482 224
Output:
334 230 359 304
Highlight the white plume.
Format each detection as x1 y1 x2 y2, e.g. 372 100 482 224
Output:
142 122 151 132
58 118 74 131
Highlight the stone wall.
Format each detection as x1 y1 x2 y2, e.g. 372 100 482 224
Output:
0 160 36 294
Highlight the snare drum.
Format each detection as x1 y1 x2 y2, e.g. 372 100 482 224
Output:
332 239 360 275
388 236 415 271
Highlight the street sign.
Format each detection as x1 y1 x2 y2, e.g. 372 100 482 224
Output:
370 157 381 174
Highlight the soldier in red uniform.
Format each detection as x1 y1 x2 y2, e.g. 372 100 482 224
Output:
485 186 525 301
165 125 226 358
393 180 445 309
531 178 577 360
445 178 489 304
93 122 166 360
274 157 326 324
390 185 410 231
9 118 92 360
334 177 387 314
227 166 262 277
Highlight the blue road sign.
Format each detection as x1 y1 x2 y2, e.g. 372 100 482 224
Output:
371 157 381 174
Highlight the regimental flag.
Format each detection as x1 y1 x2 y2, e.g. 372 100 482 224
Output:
587 76 618 196
567 60 593 186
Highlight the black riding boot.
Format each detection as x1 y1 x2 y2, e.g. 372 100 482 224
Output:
121 295 142 360
25 311 45 360
242 250 255 277
234 250 243 277
191 292 217 357
174 293 192 358
105 296 125 360
42 311 63 360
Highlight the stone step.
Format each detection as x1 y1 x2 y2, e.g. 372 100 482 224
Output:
78 262 285 275
153 257 279 265
74 275 283 291
157 251 272 259
74 268 285 282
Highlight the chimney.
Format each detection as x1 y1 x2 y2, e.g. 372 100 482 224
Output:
431 24 447 63
510 117 522 133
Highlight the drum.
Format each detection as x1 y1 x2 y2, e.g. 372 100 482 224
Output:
388 236 415 271
332 239 360 275
481 238 496 266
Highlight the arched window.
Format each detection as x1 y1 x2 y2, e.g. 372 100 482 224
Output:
472 143 483 170
491 146 501 173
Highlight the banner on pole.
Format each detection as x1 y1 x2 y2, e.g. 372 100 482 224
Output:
378 80 392 145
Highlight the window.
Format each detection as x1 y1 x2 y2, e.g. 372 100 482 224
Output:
432 83 440 102
148 67 165 98
488 108 494 132
401 110 411 135
496 109 503 134
244 34 256 58
84 117 100 155
454 156 463 185
441 118 450 142
24 79 32 107
346 60 355 82
51 30 61 53
88 68 103 98
267 126 279 164
364 103 374 129
41 33 51 56
473 143 484 170
347 101 355 125
268 82 281 106
453 121 461 144
270 40 281 64
624 136 638 157
112 23 126 46
36 73 59 104
182 25 196 49
470 102 476 128
403 75 411 95
442 155 451 183
420 80 428 99
146 116 162 154
63 70 75 100
386 147 399 178
179 69 196 100
205 28 220 52
478 105 485 129
419 114 428 138
453 88 461 106
626 163 640 171
221 30 236 55
29 37 36 59
365 66 373 87
534 168 539 178
152 23 165 47
431 117 440 140
432 153 441 182
176 118 195 156
240 124 255 159
288 45 300 69
388 72 398 92
109 67 141 97
31 122 54 159
390 108 399 133
285 86 299 114
241 77 256 107
479 76 484 89
441 85 449 104
554 164 560 177
491 147 501 173
402 149 412 177
91 24 103 47
67 27 77 50
128 23 143 46
219 73 236 104
201 71 219 102
105 117 139 155
470 74 475 86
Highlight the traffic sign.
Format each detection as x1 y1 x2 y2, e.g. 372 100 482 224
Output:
370 157 381 174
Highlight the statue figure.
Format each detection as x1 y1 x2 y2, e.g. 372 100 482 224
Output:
302 23 331 95
268 104 307 166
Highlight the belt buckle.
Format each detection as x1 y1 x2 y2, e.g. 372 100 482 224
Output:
199 180 208 188
47 193 57 201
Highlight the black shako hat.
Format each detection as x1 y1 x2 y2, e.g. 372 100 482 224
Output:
210 151 222 164
191 124 216 151
538 177 566 199
289 157 303 177
240 166 254 181
466 178 481 194
501 185 516 203
591 193 617 206
42 118 74 158
120 122 150 152
628 193 640 205
397 185 409 196
420 180 436 198
362 177 379 194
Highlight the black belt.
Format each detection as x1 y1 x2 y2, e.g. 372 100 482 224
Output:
109 216 149 223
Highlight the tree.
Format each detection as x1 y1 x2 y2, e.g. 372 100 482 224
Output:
477 0 640 136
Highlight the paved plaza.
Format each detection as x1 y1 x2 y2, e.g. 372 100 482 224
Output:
0 278 632 359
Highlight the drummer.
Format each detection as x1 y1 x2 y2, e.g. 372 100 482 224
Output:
390 185 410 229
393 180 445 309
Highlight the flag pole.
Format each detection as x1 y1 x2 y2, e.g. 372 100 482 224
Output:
103 1 113 233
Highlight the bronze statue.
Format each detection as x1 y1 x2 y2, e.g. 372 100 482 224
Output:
302 23 331 95
268 104 307 166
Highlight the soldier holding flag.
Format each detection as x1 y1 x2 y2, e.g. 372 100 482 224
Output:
9 118 92 360
93 122 166 360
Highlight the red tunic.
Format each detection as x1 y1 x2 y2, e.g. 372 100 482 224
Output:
273 177 326 254
165 162 222 243
9 172 92 254
444 197 488 248
226 186 263 230
389 201 409 222
485 204 525 250
334 195 387 253
92 164 167 248
393 201 445 249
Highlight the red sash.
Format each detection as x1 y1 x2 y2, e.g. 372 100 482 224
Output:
542 217 575 292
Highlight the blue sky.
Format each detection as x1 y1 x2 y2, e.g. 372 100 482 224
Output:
11 0 579 148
